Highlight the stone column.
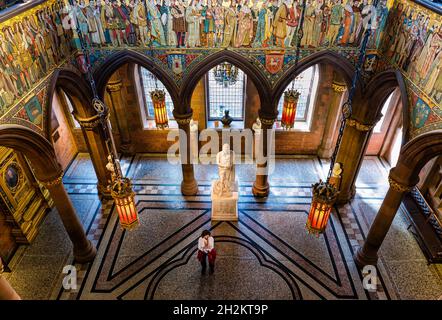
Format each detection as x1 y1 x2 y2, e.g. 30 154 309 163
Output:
354 169 414 267
318 78 347 158
335 116 379 204
252 117 275 197
0 259 20 300
106 79 133 154
40 172 97 263
175 112 198 196
74 113 113 199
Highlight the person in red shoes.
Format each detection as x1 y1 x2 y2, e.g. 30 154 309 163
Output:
197 230 216 275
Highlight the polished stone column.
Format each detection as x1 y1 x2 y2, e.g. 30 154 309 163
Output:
40 172 96 263
318 78 347 158
354 169 413 267
106 79 133 154
0 259 20 300
335 116 379 204
175 112 198 196
252 117 275 197
74 113 113 198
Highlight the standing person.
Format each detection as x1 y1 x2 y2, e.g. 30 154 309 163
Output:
197 230 216 275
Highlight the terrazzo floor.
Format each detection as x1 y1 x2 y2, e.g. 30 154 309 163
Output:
4 154 442 300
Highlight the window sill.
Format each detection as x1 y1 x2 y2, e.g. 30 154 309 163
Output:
207 120 244 130
274 121 311 132
143 119 178 130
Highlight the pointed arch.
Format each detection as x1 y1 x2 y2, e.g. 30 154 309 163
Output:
93 50 180 108
0 124 61 181
180 50 272 116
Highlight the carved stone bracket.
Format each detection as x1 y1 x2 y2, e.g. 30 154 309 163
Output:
106 80 124 93
347 118 375 132
74 113 108 130
332 81 347 93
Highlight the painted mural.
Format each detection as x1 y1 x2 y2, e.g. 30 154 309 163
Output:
67 0 391 50
379 0 441 138
0 0 73 119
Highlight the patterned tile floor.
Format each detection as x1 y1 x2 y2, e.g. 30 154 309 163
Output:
5 154 442 300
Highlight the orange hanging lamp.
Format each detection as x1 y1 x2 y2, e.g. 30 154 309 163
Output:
111 177 139 230
281 89 300 130
306 180 338 236
150 89 169 129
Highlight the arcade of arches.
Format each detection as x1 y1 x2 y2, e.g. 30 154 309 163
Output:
1 0 442 301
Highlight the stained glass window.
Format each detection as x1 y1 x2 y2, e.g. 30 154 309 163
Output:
206 65 246 120
277 66 318 122
140 67 174 120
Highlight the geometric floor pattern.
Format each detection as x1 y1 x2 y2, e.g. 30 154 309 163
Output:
5 154 442 300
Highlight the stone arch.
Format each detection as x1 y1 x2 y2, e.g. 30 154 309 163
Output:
272 50 358 114
396 130 442 183
93 50 180 108
0 124 61 181
46 68 95 139
180 50 272 116
364 69 410 143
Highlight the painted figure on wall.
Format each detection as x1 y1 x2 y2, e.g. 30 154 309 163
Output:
272 0 289 47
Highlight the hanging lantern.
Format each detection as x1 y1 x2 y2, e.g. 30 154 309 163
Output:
306 180 339 236
111 177 139 230
281 89 300 130
150 89 169 129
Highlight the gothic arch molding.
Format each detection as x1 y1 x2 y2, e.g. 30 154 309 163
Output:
272 50 358 114
93 50 180 107
364 69 410 143
180 50 272 116
0 124 61 182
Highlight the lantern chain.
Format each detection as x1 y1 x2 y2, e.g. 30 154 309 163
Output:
291 0 307 90
68 0 122 178
326 0 380 183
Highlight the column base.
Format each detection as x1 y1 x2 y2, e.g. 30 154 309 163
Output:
97 183 113 200
119 142 134 156
73 240 97 264
354 247 378 268
252 181 270 197
181 179 198 196
336 185 356 205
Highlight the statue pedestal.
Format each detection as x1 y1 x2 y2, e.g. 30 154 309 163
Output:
211 181 239 221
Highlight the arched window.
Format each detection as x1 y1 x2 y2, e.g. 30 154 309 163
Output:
374 92 394 133
139 66 174 120
60 89 80 129
206 63 246 125
277 65 319 130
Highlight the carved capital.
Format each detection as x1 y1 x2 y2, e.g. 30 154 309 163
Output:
0 258 4 276
388 176 412 193
173 110 193 126
259 117 276 127
331 81 347 93
74 113 108 130
40 171 64 188
346 118 375 132
106 80 123 93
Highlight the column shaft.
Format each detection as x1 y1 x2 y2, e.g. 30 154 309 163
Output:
252 118 274 197
42 176 96 263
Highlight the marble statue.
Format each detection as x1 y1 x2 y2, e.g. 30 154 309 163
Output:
213 143 235 197
252 117 262 132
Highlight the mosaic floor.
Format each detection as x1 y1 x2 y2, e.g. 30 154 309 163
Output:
4 154 442 300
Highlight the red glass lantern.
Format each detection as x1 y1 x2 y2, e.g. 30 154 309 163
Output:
111 177 139 230
306 180 339 236
281 89 300 130
150 89 169 129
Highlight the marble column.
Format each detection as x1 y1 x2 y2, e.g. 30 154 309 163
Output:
354 168 414 267
74 113 113 199
335 116 379 204
106 79 133 154
175 112 198 196
318 78 347 158
252 117 275 197
0 259 20 300
40 172 96 263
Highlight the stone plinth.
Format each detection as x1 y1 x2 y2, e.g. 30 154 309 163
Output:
211 181 239 221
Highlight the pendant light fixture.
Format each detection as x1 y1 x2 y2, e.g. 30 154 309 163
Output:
306 0 380 236
69 0 139 230
150 76 169 129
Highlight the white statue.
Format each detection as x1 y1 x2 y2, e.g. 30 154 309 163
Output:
332 162 342 177
213 144 235 197
106 155 120 181
190 119 198 132
252 117 262 133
